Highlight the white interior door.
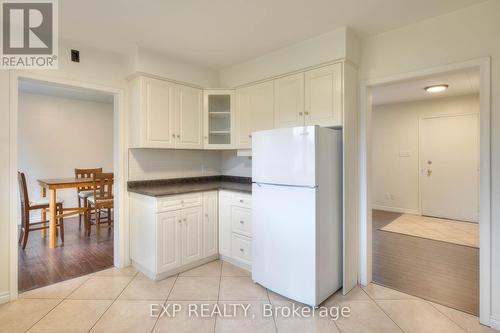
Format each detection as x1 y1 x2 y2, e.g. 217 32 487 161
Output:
420 114 479 222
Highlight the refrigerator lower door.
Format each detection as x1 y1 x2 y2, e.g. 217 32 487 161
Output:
252 183 318 306
252 126 317 187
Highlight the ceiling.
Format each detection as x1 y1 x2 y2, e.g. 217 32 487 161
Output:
371 68 480 106
19 79 114 104
59 0 486 69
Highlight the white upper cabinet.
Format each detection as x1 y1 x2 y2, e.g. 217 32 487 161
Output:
274 73 305 128
304 63 343 127
236 81 274 149
203 90 235 149
129 75 203 149
177 85 203 149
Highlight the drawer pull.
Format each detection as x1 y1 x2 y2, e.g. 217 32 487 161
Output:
240 220 244 224
240 248 244 252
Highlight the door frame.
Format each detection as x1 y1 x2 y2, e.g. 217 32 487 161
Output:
359 57 491 325
8 71 129 301
418 112 480 220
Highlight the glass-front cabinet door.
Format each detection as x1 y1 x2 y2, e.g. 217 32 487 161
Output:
203 90 235 149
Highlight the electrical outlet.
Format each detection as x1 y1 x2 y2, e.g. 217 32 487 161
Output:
71 49 80 62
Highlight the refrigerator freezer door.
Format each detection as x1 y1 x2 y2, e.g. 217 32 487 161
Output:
252 126 317 187
252 183 318 306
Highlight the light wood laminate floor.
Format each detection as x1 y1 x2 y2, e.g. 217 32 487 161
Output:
373 210 479 315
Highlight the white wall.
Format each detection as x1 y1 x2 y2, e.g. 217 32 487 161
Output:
129 47 219 87
219 26 359 87
221 151 252 178
18 92 114 213
128 149 221 181
372 94 479 213
359 0 500 323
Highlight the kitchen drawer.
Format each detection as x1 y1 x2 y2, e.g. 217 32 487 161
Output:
231 206 251 237
231 233 252 264
156 193 203 212
231 193 252 209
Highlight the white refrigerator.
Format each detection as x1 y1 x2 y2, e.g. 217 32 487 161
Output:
251 125 343 307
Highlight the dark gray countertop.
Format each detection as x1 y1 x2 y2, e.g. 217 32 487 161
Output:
127 176 252 197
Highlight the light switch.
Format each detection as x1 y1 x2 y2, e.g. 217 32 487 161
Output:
399 151 410 157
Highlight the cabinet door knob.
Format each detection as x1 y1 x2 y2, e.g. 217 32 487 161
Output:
304 111 309 116
183 218 187 222
204 136 208 140
239 199 244 203
205 213 209 217
248 134 252 138
240 248 244 252
176 134 180 138
299 112 303 116
172 134 175 138
240 220 244 224
178 220 181 223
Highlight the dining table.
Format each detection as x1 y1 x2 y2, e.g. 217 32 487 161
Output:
37 177 94 248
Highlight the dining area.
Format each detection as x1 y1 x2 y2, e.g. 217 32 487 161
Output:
17 168 115 292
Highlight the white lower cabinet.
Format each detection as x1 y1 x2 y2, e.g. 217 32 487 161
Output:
157 210 182 273
203 191 218 257
130 191 219 280
218 190 252 269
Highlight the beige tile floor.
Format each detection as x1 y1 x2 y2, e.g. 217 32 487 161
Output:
1 260 497 333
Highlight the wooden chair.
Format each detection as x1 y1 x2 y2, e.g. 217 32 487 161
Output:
87 172 114 236
18 172 64 249
75 168 102 233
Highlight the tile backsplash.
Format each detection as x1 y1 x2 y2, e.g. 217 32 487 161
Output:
128 149 222 181
128 148 253 181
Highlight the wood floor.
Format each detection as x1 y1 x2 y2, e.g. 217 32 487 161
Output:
372 209 479 315
18 217 113 292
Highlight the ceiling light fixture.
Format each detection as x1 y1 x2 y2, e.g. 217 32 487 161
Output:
424 84 448 93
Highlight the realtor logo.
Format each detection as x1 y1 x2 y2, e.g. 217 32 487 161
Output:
1 0 58 69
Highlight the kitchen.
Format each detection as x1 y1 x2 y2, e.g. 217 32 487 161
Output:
1 1 499 332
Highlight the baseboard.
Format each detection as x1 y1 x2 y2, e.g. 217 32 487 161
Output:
372 204 420 215
132 255 220 281
219 254 251 272
0 291 10 304
490 317 500 330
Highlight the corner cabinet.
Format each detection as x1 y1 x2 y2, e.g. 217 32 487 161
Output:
203 90 235 149
235 81 274 149
129 191 218 280
129 75 203 149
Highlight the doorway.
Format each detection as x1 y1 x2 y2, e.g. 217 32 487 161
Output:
9 72 127 300
359 58 491 324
